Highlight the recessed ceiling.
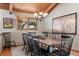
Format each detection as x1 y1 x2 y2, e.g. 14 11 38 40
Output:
13 3 57 14
0 3 58 14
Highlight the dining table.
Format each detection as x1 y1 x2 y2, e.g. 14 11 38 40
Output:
31 34 61 49
30 34 73 56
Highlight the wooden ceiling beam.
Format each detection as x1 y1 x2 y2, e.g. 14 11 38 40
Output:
13 8 34 14
0 3 59 14
9 3 13 12
0 3 9 10
44 3 59 13
13 3 59 14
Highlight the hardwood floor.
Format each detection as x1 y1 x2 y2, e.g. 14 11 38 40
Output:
0 48 12 56
0 46 79 56
70 50 79 56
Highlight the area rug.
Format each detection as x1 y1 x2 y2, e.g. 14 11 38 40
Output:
11 46 26 56
11 46 76 56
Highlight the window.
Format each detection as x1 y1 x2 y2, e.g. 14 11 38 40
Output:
52 13 77 35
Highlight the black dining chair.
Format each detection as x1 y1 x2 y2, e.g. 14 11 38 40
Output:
22 33 30 55
54 35 74 56
28 32 36 36
42 32 49 38
30 39 40 56
27 36 35 55
29 37 55 56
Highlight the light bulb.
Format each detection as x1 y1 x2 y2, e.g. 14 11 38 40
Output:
34 13 38 17
38 15 41 18
43 13 48 17
39 12 43 15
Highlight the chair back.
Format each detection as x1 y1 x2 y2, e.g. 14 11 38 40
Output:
30 38 40 55
22 33 29 46
27 36 34 51
47 45 54 53
42 32 48 37
28 32 36 36
61 35 74 55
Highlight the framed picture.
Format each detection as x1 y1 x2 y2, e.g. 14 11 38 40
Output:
28 18 37 30
3 18 13 28
17 16 37 30
17 16 28 30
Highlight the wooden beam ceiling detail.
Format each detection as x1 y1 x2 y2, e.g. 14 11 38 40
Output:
0 3 58 14
0 3 9 10
44 3 58 13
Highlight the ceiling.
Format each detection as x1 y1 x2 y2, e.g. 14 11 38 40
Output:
0 3 58 14
0 3 9 10
13 3 57 13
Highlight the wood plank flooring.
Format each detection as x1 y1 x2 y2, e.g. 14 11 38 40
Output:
70 50 79 56
0 48 12 56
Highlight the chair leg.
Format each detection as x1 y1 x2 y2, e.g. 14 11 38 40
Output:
10 41 16 47
23 45 30 55
23 45 26 51
25 46 29 55
14 42 16 47
23 46 25 51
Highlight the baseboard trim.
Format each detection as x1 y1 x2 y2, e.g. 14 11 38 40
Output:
15 43 24 46
71 49 79 52
15 44 23 47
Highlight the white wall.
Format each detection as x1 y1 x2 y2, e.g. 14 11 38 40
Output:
0 9 17 33
0 9 40 32
0 35 2 53
0 9 42 45
42 3 79 51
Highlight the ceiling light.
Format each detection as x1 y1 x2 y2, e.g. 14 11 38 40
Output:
34 3 48 21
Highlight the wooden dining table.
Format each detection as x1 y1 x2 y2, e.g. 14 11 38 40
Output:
31 35 61 49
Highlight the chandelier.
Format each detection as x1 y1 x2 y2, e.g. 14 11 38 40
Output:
34 3 48 21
